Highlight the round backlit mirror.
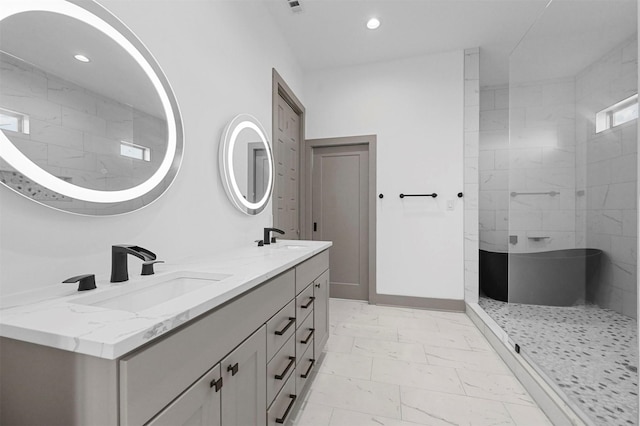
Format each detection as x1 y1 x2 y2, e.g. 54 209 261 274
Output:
219 114 274 215
0 0 184 215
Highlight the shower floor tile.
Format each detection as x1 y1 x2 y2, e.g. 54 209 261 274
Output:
479 297 638 426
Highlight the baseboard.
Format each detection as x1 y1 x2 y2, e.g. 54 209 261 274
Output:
371 293 465 312
466 302 592 426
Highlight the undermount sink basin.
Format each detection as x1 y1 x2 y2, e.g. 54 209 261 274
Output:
72 273 231 313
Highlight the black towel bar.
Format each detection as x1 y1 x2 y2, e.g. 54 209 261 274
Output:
399 193 437 198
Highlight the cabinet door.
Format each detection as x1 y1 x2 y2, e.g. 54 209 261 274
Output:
147 364 221 426
313 269 330 357
221 325 267 426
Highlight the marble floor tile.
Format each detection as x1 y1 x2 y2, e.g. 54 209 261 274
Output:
331 311 379 326
424 345 511 374
333 321 398 341
456 369 535 406
504 402 553 426
371 358 465 395
324 334 354 354
398 327 473 350
360 304 416 318
463 331 494 352
328 408 420 426
291 401 333 426
295 300 549 426
378 314 440 332
435 316 481 335
400 386 515 426
305 373 402 419
318 352 373 380
352 337 428 363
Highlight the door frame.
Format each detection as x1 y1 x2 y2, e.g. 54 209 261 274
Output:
271 69 305 234
304 135 377 303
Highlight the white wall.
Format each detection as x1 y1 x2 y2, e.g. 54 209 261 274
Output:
304 51 465 300
0 0 304 295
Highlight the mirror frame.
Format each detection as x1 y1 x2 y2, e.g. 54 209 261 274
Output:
0 0 184 215
219 114 274 215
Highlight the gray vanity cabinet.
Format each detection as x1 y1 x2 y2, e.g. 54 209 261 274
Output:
0 249 330 426
147 365 222 426
221 326 267 426
313 269 330 357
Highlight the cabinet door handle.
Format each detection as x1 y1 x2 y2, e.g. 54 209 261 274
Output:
209 377 223 392
275 356 296 380
227 363 239 376
275 394 297 424
300 359 315 379
301 296 315 309
275 317 296 336
315 283 320 288
301 328 315 344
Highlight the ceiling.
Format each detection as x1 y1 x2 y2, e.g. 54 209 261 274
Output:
264 0 637 87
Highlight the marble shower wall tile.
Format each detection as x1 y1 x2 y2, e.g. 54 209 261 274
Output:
0 52 168 199
464 48 480 304
575 35 637 317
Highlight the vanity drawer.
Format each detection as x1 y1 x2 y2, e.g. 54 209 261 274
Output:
295 250 329 294
119 269 294 426
267 373 297 426
295 283 314 324
266 300 296 362
296 343 315 396
296 312 314 365
267 335 296 406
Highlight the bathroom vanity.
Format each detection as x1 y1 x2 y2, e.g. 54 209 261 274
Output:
0 240 331 425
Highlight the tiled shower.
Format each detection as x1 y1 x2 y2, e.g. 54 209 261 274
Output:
477 1 638 424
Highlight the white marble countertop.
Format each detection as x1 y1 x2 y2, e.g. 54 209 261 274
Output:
0 240 331 360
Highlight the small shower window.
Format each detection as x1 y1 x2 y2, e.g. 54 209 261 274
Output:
120 141 150 161
0 107 30 134
595 93 638 133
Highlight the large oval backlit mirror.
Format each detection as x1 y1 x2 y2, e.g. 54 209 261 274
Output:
0 0 184 215
219 114 273 215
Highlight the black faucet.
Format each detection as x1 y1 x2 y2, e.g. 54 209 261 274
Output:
110 245 162 283
263 228 285 245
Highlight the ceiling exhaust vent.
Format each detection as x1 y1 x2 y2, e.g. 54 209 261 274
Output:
286 0 303 14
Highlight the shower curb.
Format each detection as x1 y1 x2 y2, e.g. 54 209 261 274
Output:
466 302 594 426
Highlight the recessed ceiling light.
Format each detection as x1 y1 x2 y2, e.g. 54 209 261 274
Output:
366 18 380 30
74 54 90 63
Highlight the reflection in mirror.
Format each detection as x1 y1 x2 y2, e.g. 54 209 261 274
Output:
219 114 273 215
0 0 183 215
233 128 269 204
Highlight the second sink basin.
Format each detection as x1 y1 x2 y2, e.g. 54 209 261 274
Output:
72 273 231 313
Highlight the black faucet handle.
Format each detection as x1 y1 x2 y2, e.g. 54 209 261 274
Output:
255 240 264 247
271 228 285 235
63 274 96 291
141 260 164 276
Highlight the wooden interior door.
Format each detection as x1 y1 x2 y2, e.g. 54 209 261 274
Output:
311 144 369 300
274 95 300 239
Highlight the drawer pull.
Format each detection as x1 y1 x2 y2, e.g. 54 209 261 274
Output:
209 377 223 392
300 359 315 379
275 394 297 424
301 328 315 344
275 356 296 380
227 363 239 376
275 317 296 336
301 297 315 309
